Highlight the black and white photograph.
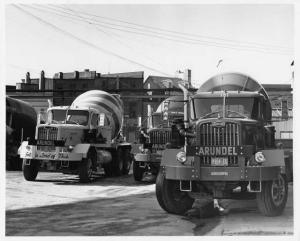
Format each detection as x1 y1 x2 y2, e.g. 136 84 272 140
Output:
2 1 297 238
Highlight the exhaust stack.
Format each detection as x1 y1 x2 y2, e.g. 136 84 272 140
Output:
178 84 189 148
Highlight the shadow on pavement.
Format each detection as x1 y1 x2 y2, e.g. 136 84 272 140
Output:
6 192 211 236
34 173 154 187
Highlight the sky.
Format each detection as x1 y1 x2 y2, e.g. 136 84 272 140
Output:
5 4 294 88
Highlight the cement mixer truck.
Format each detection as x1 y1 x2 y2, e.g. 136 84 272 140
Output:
19 90 132 183
6 96 37 170
156 73 289 216
133 95 184 181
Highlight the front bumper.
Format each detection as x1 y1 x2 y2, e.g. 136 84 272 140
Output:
161 148 284 182
163 165 282 181
134 153 161 163
19 142 83 161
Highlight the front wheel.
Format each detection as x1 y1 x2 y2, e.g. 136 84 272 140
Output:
133 161 145 181
122 148 132 175
256 174 288 216
22 159 40 181
78 152 94 183
155 170 194 215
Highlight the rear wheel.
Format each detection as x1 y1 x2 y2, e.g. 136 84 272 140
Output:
155 170 194 214
122 148 132 175
22 159 40 181
256 174 288 216
78 151 95 183
103 162 114 177
112 148 123 176
133 161 145 181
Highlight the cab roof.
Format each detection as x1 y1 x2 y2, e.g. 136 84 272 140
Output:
49 106 96 112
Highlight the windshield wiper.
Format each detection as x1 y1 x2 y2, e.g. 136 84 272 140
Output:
201 111 222 119
226 110 249 119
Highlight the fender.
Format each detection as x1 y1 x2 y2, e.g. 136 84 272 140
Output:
261 149 285 167
161 148 183 166
116 142 132 149
131 143 142 154
18 141 29 156
73 144 91 158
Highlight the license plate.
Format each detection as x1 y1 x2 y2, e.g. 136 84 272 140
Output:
37 145 56 152
37 140 55 146
211 157 228 166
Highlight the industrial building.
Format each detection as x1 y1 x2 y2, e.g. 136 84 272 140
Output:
6 70 293 142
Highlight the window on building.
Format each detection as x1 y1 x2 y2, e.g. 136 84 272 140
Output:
280 131 293 139
128 102 137 118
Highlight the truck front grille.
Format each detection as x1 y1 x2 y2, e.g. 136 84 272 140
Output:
38 127 58 140
149 129 172 145
197 122 240 146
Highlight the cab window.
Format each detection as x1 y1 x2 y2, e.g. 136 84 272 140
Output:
91 113 99 126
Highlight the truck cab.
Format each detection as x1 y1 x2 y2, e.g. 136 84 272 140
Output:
156 73 289 217
133 96 184 181
191 91 274 151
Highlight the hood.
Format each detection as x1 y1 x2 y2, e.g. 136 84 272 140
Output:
36 124 87 146
196 117 259 126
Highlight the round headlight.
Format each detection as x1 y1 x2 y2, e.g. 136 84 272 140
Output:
176 151 187 164
255 152 265 163
67 145 74 152
138 145 144 152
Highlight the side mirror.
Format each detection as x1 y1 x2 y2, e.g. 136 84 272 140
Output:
98 113 105 126
37 112 46 124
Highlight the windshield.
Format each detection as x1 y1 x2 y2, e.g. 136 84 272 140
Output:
152 113 183 128
66 110 89 125
193 97 257 119
48 109 67 124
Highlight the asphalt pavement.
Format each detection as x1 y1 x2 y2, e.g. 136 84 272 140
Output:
5 171 294 236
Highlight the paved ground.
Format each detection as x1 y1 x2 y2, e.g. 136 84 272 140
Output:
6 171 294 236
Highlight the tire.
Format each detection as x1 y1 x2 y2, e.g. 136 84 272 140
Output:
22 159 39 181
155 171 167 211
256 174 288 216
122 148 132 175
78 152 94 183
103 162 114 177
155 170 194 215
112 148 123 176
133 161 145 181
150 163 160 176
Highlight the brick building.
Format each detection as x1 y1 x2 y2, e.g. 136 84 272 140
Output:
12 71 53 113
6 70 293 143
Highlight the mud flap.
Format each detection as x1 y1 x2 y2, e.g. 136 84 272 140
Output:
24 159 31 166
180 180 192 192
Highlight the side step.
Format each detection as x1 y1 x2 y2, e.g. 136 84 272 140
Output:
247 181 262 192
